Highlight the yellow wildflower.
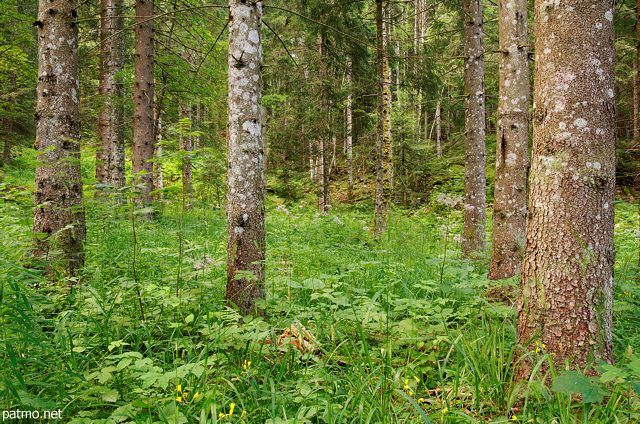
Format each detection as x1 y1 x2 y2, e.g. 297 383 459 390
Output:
413 376 419 383
512 415 518 421
219 412 224 419
229 403 235 416
443 408 448 413
176 384 182 393
176 396 182 403
418 398 425 404
193 392 200 400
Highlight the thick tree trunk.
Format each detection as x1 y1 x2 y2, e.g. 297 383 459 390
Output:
462 0 486 259
516 0 616 378
226 0 265 317
132 0 155 205
347 60 354 202
96 0 125 189
488 0 529 280
33 0 86 276
375 0 392 238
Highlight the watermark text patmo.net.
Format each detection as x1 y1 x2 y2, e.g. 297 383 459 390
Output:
2 409 62 421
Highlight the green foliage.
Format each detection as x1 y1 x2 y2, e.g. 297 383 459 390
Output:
2 184 640 422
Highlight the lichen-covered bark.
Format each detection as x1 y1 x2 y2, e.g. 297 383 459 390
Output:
462 0 487 258
346 59 354 202
96 0 125 189
33 0 86 276
488 0 529 279
132 0 155 204
516 0 616 378
226 0 265 317
374 0 392 239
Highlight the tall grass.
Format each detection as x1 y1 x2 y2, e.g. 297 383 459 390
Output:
0 190 638 423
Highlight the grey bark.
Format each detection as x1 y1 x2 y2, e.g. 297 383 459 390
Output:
96 0 125 189
516 0 616 378
226 0 265 317
488 0 530 280
132 0 155 205
347 60 354 201
375 0 392 238
462 0 487 259
33 0 86 276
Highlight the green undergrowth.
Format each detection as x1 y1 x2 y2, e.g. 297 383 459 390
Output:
0 190 639 423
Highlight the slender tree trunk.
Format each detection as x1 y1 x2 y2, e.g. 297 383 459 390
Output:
462 0 487 259
132 0 155 205
516 0 616 379
436 100 442 159
181 47 194 206
488 0 530 280
635 60 639 145
154 113 164 196
347 60 354 202
33 0 86 276
96 0 125 189
317 32 330 212
226 0 265 317
2 72 15 167
375 0 392 237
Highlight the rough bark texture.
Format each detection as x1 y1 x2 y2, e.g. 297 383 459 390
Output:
33 0 86 276
488 0 529 279
516 0 616 378
96 0 125 189
374 0 392 239
462 0 487 259
132 0 155 204
226 0 265 317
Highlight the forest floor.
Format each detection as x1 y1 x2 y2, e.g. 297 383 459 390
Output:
1 152 640 423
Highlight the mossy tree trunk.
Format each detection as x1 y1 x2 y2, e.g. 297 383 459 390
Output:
33 0 86 276
516 0 616 378
374 0 392 239
226 0 265 317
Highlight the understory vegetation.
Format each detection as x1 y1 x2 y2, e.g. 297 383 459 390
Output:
1 150 640 424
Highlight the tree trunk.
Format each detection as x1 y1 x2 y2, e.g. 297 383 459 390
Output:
181 47 194 206
436 100 442 159
317 32 330 213
2 72 15 168
33 0 86 276
516 0 616 378
154 113 163 196
462 0 487 259
488 0 530 280
132 0 155 205
226 0 265 317
375 0 392 238
347 60 354 202
96 0 125 189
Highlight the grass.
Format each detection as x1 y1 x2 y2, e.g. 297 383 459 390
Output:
1 157 640 423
